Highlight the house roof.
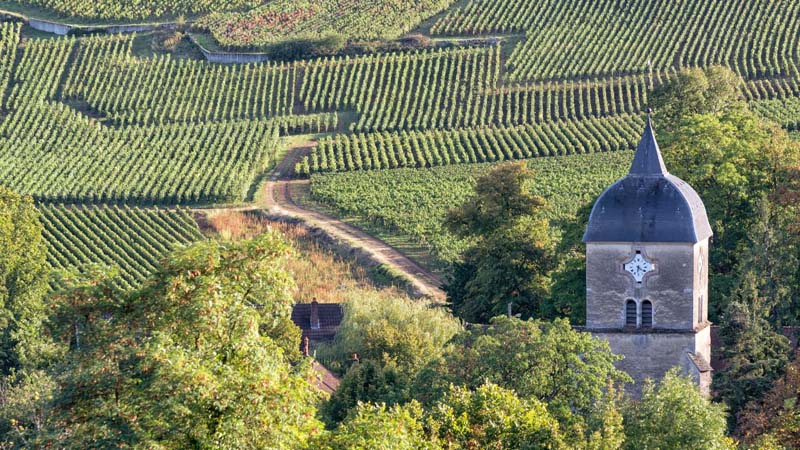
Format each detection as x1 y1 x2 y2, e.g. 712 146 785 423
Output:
291 302 343 342
583 115 713 243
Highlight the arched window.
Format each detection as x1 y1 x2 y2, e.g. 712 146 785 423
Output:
641 300 653 328
625 300 637 327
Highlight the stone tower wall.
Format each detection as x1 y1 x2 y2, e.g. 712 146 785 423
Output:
593 326 711 397
586 241 703 331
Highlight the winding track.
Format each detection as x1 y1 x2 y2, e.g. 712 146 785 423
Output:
263 144 446 301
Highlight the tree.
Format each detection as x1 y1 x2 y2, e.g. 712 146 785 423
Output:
737 354 800 447
428 383 569 449
659 108 800 317
0 187 52 373
651 66 800 318
315 402 438 450
322 360 411 426
714 268 791 424
42 233 324 449
545 202 593 324
413 316 630 432
650 66 742 132
445 162 556 322
0 369 57 449
318 291 460 376
623 368 735 450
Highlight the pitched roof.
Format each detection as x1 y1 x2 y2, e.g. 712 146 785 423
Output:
583 115 713 243
291 302 343 342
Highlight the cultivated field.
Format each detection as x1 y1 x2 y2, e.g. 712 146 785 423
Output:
1 0 799 286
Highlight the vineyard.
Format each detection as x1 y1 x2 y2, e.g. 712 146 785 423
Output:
300 45 501 132
298 115 642 174
40 204 204 289
197 0 454 49
63 35 297 126
309 151 632 262
2 0 261 20
0 31 285 205
432 0 800 82
3 0 800 288
751 97 800 130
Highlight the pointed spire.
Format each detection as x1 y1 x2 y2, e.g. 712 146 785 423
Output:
629 108 668 177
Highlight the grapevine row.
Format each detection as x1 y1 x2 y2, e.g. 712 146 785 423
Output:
309 151 632 261
39 204 204 290
0 36 282 205
299 115 642 174
433 0 800 82
63 34 297 126
6 0 261 20
299 45 501 132
751 97 800 130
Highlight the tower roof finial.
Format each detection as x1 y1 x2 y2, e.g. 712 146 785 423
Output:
629 109 668 176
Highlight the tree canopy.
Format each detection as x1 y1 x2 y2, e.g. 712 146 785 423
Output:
413 316 630 430
445 162 556 322
623 369 735 450
33 233 324 449
0 187 52 374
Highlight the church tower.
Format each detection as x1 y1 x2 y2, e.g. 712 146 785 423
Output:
583 114 713 395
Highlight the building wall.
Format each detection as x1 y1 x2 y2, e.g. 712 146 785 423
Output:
593 327 711 397
586 241 702 331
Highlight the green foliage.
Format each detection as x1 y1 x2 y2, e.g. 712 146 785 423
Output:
428 383 569 449
42 233 323 448
545 202 594 324
623 368 735 450
6 0 261 20
660 106 800 317
413 316 630 427
318 290 460 376
0 187 51 373
64 35 296 126
310 151 630 264
322 360 411 426
737 357 800 448
432 0 800 82
198 0 454 49
40 204 204 290
1 36 284 205
315 402 437 450
299 45 501 134
0 369 57 449
304 114 641 171
445 163 555 321
714 269 791 423
651 66 743 131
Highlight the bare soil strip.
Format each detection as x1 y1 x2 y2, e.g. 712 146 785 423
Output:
264 143 447 301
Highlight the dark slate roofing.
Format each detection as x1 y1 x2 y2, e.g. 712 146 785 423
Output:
688 352 713 373
291 302 343 342
583 116 713 243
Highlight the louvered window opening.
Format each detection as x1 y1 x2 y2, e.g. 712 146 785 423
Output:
625 300 637 327
641 301 653 328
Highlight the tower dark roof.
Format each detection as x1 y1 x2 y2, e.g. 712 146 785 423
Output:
582 116 712 243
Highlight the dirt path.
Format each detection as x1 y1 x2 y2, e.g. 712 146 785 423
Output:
264 144 446 301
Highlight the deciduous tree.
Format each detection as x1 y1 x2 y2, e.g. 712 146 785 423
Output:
445 162 556 322
623 369 735 450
